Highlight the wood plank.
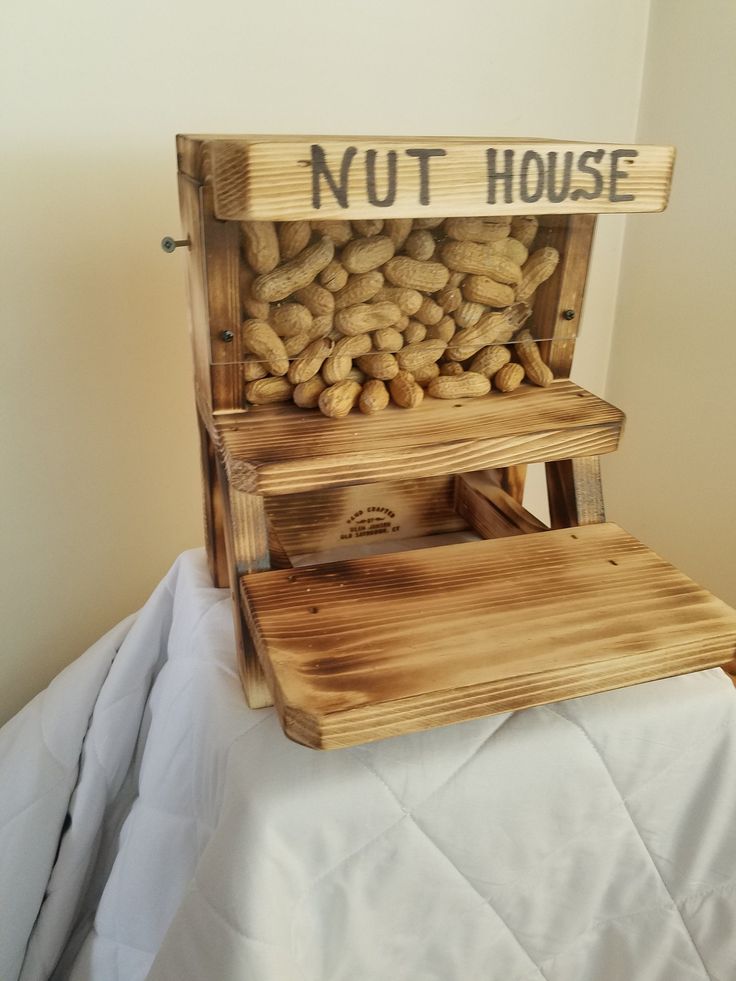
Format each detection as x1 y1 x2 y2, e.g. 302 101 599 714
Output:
546 456 606 527
454 471 548 539
532 214 597 376
177 175 213 418
202 187 244 412
216 380 624 496
266 475 465 562
197 412 229 587
178 136 675 220
215 457 274 709
240 524 736 749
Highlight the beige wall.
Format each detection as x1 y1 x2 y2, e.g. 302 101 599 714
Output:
604 0 736 606
1 0 651 723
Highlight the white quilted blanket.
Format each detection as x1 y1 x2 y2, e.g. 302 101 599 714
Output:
2 549 736 981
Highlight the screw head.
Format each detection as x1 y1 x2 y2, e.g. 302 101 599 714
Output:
220 330 235 343
161 236 177 253
562 309 576 321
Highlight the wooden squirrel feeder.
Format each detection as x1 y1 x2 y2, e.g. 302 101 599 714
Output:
175 134 736 749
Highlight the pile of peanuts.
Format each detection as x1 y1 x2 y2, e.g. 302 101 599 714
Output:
238 215 559 418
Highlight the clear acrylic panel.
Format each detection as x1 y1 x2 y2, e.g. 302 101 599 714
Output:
206 214 577 410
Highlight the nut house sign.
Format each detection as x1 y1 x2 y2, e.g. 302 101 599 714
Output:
198 137 675 221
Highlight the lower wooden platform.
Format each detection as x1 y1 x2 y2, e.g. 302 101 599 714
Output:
240 523 736 749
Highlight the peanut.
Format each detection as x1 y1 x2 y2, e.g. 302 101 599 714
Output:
335 301 401 336
333 271 385 310
469 345 512 377
321 334 371 384
239 264 271 322
435 285 462 314
240 221 279 274
371 286 423 316
242 355 268 382
426 316 456 343
395 314 410 331
242 319 289 375
493 362 525 392
245 377 294 404
491 237 528 266
516 247 560 303
412 362 441 387
448 272 466 287
440 241 522 284
352 219 384 237
359 379 389 415
444 217 511 243
318 379 362 418
356 351 399 381
278 221 312 260
404 229 436 261
373 327 404 352
462 275 516 308
427 372 491 400
447 304 530 361
390 371 424 408
439 362 464 377
270 303 312 338
283 331 313 357
322 353 352 385
414 296 444 326
403 321 427 344
345 367 367 384
293 282 335 316
412 217 445 229
453 301 486 329
396 339 446 372
514 329 554 387
510 216 538 249
293 376 327 409
311 220 353 246
335 334 373 358
383 257 449 292
252 237 334 302
319 259 349 292
383 218 413 250
287 337 333 385
306 313 335 340
341 235 395 274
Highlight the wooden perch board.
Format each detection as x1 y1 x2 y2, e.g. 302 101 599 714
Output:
240 524 736 749
216 380 624 496
177 135 675 221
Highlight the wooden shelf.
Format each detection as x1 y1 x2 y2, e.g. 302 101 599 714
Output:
240 524 736 749
216 379 624 496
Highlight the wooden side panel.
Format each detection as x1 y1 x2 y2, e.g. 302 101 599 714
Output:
454 471 548 539
197 412 229 587
215 457 273 709
201 187 244 412
266 476 466 562
177 174 213 420
241 524 736 749
531 214 597 376
546 456 606 528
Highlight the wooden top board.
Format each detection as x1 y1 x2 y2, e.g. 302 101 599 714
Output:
241 523 736 749
177 134 675 221
216 380 625 496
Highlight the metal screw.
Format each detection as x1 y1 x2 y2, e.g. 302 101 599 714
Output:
161 236 189 253
562 309 576 321
220 330 234 343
